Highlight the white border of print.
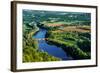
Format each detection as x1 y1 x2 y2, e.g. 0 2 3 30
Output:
17 3 96 69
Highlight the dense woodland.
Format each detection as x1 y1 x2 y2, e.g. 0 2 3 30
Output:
23 10 91 62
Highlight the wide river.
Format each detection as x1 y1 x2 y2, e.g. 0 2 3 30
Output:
33 29 71 60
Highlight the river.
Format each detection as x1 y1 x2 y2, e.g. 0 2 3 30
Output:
33 29 71 60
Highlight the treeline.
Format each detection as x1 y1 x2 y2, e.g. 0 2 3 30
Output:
46 31 91 60
23 22 61 62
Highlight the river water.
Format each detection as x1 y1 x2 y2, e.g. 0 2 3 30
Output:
33 29 69 60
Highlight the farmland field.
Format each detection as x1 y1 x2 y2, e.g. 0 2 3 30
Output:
22 10 91 62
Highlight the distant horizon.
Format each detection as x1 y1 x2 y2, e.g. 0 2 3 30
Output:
23 9 91 15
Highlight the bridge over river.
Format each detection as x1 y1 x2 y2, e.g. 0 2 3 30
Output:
34 38 48 41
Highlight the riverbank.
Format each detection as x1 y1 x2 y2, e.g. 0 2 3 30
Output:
32 28 68 60
46 38 90 60
23 27 61 62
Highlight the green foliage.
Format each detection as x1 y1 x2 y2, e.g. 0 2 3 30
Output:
46 30 91 59
23 45 60 62
23 22 60 62
77 39 91 52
